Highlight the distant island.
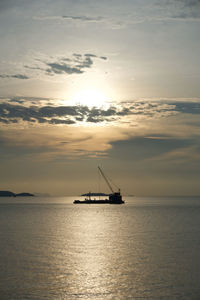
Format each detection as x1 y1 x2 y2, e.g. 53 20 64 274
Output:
0 191 35 197
16 193 35 197
81 192 109 196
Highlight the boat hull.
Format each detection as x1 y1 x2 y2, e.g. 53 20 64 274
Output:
73 199 124 204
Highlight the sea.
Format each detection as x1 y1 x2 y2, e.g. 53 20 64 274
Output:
0 196 200 300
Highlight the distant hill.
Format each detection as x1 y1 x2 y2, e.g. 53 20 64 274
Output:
0 191 35 197
0 191 16 197
15 193 35 197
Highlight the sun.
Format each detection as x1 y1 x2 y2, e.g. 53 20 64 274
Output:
70 89 108 108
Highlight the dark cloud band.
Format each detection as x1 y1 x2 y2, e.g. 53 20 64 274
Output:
0 98 200 126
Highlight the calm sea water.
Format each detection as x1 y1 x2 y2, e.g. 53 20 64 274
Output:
0 196 200 299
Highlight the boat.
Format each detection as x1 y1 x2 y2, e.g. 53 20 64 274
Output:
73 167 124 204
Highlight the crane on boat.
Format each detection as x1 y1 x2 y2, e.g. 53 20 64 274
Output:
98 166 123 203
98 166 120 194
73 167 124 204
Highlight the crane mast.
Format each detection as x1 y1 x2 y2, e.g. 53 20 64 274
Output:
98 166 115 194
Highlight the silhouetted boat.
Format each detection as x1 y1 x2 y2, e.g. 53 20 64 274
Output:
74 167 124 204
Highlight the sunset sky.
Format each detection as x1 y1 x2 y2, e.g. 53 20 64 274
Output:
0 0 200 196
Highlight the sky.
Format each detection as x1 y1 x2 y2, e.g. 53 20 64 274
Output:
0 0 200 196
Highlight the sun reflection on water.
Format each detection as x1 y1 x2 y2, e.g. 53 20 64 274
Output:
68 208 111 295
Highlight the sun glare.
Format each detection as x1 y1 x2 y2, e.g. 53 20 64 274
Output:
70 89 108 108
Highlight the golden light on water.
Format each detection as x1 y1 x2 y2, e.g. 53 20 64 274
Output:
69 208 112 295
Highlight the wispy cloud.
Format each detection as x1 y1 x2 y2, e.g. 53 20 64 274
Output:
0 53 107 81
0 74 29 79
175 0 200 7
34 14 126 29
34 15 104 23
34 1 200 27
0 0 22 11
159 0 200 20
25 53 107 77
62 15 104 22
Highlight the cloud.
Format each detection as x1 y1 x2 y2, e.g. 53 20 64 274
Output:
0 102 81 125
129 0 199 23
49 118 76 125
9 99 25 104
100 56 107 60
46 63 84 75
1 53 107 80
0 97 200 161
169 101 200 114
153 144 200 163
25 53 107 77
0 125 110 161
84 54 97 58
0 101 112 125
34 14 125 29
34 15 104 23
45 55 97 75
161 0 200 20
176 0 200 7
0 0 20 11
62 15 104 23
0 74 29 79
110 136 194 162
0 98 200 127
